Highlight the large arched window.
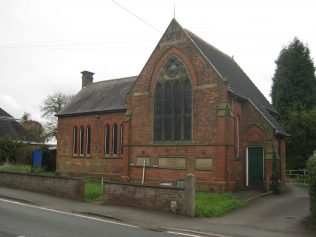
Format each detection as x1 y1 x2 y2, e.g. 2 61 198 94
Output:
112 124 117 156
153 57 192 142
104 124 110 156
72 126 78 155
86 126 91 156
79 126 84 155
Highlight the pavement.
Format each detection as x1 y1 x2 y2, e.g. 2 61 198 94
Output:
0 184 315 237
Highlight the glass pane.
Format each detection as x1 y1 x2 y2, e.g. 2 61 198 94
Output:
120 125 123 156
154 83 163 141
184 115 192 141
80 127 84 155
73 127 77 155
164 83 172 140
113 124 117 155
86 127 91 155
105 125 110 155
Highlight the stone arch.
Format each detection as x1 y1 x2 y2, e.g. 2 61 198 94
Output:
150 47 197 93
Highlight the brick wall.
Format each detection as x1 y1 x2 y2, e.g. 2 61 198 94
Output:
103 174 195 216
57 112 127 177
0 171 84 200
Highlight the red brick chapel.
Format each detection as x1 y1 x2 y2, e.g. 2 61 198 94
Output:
56 19 287 192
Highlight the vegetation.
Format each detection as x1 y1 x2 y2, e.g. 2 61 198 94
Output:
84 178 103 201
20 112 46 143
0 163 55 176
40 92 73 141
271 150 281 194
195 192 247 217
271 37 316 169
307 155 316 228
0 136 32 164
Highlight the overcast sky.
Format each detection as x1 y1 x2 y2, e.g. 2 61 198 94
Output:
0 0 315 122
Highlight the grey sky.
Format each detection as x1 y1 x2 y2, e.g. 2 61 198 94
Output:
0 0 315 122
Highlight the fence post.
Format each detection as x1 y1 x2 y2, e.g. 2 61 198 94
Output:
185 173 195 217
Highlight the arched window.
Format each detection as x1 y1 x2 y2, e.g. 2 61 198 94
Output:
104 124 110 156
112 124 117 156
79 126 84 155
153 80 192 142
86 126 91 156
153 56 192 142
183 80 192 141
236 116 240 158
72 126 78 155
120 124 124 158
154 83 163 141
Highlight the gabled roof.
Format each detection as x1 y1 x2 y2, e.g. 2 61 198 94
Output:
184 30 287 136
58 76 137 117
0 108 35 141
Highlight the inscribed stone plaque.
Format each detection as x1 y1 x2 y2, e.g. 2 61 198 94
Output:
196 159 213 171
158 158 186 169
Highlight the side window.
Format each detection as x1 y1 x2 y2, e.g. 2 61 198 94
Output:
112 124 117 156
120 124 124 158
86 126 91 156
79 126 84 155
72 126 78 155
104 124 110 156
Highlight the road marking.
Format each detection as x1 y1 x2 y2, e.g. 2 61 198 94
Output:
0 198 138 229
167 231 200 237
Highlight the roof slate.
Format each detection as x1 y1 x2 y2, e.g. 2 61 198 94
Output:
0 107 35 141
185 30 287 136
58 76 137 116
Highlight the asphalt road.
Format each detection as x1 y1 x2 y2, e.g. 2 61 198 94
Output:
0 199 194 237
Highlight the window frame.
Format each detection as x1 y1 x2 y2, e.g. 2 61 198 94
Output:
86 126 91 157
72 126 78 156
79 126 84 156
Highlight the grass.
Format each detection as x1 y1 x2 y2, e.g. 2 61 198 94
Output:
195 192 248 217
0 162 55 176
84 179 103 201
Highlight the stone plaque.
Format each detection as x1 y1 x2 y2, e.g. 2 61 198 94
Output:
196 159 213 171
158 158 186 169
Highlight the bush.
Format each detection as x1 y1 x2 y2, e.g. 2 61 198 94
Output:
0 136 32 165
307 155 316 228
271 150 281 194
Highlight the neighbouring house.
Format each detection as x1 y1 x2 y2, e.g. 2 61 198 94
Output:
56 19 287 192
0 107 35 142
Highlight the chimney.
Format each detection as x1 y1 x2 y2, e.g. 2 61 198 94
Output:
81 70 94 88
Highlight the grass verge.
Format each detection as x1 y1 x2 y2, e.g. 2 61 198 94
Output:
84 179 103 201
0 163 55 176
195 192 248 217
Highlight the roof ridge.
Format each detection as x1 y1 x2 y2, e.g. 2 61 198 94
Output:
85 75 138 88
184 29 234 61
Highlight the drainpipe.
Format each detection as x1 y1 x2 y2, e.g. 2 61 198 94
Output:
141 159 146 184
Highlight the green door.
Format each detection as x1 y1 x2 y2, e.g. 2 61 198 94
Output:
248 147 264 187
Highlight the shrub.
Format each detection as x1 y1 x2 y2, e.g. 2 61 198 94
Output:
0 136 31 164
271 149 281 194
306 155 316 228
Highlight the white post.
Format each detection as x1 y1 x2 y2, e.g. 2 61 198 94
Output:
142 159 146 184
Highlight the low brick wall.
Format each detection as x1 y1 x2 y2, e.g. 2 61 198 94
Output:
103 174 195 216
0 171 84 200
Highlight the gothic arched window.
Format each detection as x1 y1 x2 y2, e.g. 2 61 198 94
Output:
153 56 192 142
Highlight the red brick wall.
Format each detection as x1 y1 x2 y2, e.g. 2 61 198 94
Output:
57 112 128 177
126 20 234 191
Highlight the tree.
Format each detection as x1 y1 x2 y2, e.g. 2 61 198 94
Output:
20 112 46 143
271 38 316 169
40 92 73 141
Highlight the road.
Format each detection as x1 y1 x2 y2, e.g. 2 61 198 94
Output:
0 198 197 237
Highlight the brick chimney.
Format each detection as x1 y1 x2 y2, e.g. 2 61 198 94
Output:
81 70 94 88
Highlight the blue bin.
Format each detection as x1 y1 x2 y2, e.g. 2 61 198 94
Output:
32 150 42 168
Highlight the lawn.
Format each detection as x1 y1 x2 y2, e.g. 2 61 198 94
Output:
0 163 55 176
195 192 248 217
84 179 103 201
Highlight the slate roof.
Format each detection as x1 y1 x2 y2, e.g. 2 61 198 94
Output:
58 76 137 116
185 30 287 136
0 108 35 141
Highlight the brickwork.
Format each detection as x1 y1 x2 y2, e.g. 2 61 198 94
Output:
57 112 127 177
0 171 84 200
56 19 286 192
103 174 195 216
